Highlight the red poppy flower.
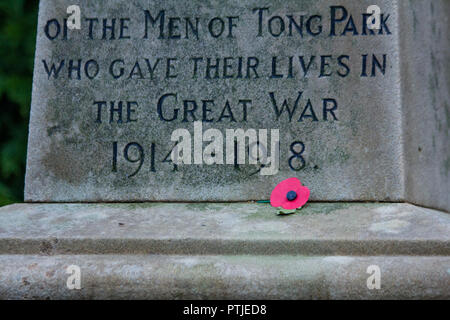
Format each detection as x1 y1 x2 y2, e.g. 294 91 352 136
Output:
270 178 310 210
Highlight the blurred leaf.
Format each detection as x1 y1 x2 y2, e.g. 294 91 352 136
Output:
0 181 15 206
0 0 25 17
4 75 32 115
276 208 298 216
1 137 25 178
0 0 38 206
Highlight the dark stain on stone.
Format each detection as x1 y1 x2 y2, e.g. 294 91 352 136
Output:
22 277 30 286
39 238 58 255
41 142 86 185
40 241 53 255
46 270 55 278
445 102 450 132
47 125 62 137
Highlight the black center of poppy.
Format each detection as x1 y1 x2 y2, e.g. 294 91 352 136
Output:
286 191 297 201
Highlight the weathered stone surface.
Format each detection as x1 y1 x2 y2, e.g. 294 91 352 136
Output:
0 202 449 255
0 202 449 299
399 1 450 212
15 0 449 300
26 0 409 202
1 254 449 299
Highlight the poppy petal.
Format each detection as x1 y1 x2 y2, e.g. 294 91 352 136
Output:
270 178 300 207
270 178 310 210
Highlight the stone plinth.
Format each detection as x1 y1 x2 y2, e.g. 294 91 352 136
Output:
0 202 448 299
24 0 450 212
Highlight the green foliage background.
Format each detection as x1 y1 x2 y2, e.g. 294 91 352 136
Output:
0 0 38 206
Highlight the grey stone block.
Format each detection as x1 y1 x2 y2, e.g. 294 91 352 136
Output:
26 0 436 203
25 1 449 210
14 0 450 300
1 254 449 299
0 202 449 255
0 202 448 299
399 0 450 212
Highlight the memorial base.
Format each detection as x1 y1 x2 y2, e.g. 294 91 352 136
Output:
0 202 448 299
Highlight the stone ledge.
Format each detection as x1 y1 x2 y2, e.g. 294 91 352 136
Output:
0 202 449 299
0 254 448 299
0 202 448 255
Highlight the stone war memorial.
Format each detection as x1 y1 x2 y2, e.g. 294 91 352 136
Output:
0 0 448 299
